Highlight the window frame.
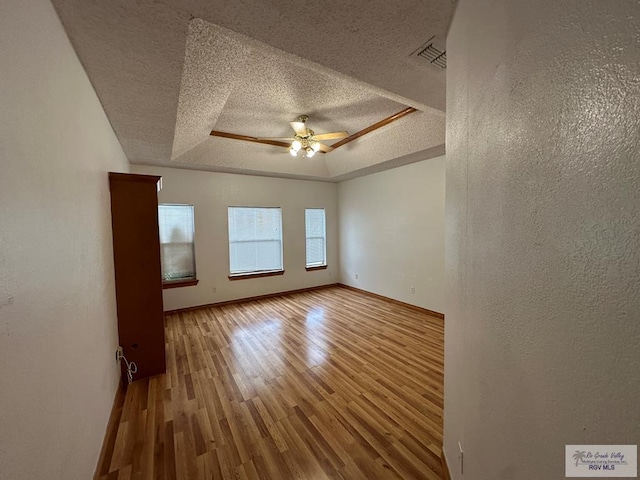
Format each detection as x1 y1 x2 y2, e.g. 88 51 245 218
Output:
227 206 285 280
305 207 327 271
158 203 198 289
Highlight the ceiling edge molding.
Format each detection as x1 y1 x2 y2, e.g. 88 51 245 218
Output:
129 160 337 182
331 144 446 182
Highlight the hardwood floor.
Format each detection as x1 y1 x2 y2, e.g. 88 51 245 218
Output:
96 286 444 479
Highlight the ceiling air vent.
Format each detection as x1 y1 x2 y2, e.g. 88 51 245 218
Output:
410 36 446 69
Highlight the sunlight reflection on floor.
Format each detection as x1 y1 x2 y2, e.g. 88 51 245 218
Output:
305 307 328 366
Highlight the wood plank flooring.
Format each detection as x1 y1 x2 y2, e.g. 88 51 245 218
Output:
96 286 444 479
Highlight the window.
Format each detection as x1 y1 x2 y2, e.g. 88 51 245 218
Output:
158 204 197 287
228 207 283 277
305 208 326 269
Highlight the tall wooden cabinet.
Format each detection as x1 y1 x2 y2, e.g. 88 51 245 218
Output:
109 172 165 383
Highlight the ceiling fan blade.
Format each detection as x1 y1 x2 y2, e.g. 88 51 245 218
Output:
331 106 417 150
290 121 308 136
210 130 290 149
257 137 295 141
313 131 349 141
317 143 334 153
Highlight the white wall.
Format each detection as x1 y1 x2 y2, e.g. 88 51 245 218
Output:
445 1 640 479
132 166 338 311
0 0 130 478
338 156 446 313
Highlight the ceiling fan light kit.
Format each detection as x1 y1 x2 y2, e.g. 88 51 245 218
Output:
288 115 329 158
289 134 321 158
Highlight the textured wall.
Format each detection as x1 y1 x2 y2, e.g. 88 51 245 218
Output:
338 156 446 312
0 0 130 478
132 165 338 311
445 1 640 479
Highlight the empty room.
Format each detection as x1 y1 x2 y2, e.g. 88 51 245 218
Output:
1 1 638 480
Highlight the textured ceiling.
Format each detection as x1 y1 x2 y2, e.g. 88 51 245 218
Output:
51 0 455 181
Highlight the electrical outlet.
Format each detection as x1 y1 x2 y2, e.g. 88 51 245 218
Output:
115 346 123 363
410 286 416 294
328 270 332 277
355 273 359 280
458 441 464 475
212 287 217 294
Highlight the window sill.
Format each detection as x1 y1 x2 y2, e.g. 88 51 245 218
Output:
163 278 199 289
228 270 285 281
305 265 328 272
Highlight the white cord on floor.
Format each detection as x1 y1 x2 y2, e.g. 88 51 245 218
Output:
119 354 138 384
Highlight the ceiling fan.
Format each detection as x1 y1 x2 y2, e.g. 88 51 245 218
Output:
271 115 348 157
210 115 348 158
209 107 418 157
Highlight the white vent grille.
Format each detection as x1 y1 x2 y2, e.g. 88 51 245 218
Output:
410 36 447 69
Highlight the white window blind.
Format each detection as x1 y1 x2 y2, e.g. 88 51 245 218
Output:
305 208 326 267
158 204 196 281
228 207 283 274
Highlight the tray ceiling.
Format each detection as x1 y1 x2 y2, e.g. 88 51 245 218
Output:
51 0 454 181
